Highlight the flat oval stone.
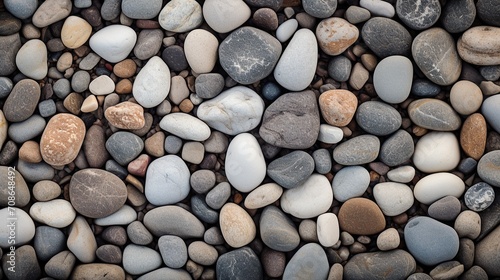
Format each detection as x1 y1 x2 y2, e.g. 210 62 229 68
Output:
458 26 500 65
380 130 414 167
428 196 461 221
344 250 416 280
160 113 211 141
276 19 298 42
225 133 266 192
413 172 465 204
338 197 386 235
184 29 219 74
220 203 256 248
69 168 127 218
475 224 500 276
282 243 329 280
105 101 145 130
317 213 340 247
267 151 314 189
216 247 263 280
360 0 395 17
105 131 143 165
188 241 218 266
4 79 40 122
16 39 48 80
32 0 72 27
408 98 462 131
450 80 483 115
0 207 35 247
373 182 414 216
143 205 205 238
464 182 495 211
29 199 76 228
197 86 264 135
482 94 500 133
280 174 333 219
461 113 487 160
260 205 300 252
319 89 358 127
404 216 459 266
72 264 125 280
244 183 283 209
133 56 171 108
123 244 162 275
478 150 500 187
4 0 38 19
413 132 460 173
203 0 250 33
121 0 162 19
356 101 402 136
441 0 476 33
134 29 163 60
373 55 413 103
333 135 380 165
316 17 358 56
303 0 337 18
40 113 85 166
0 33 21 76
361 17 412 58
0 167 30 207
67 216 97 263
61 16 92 49
94 205 137 226
158 235 187 268
377 228 401 251
145 155 190 205
412 28 462 86
89 25 137 63
219 27 282 85
158 0 202 33
396 0 441 30
332 166 370 202
274 29 318 91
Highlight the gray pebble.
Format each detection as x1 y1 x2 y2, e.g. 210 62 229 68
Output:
217 247 263 280
427 196 461 221
262 82 281 101
458 157 477 174
0 34 21 76
464 182 495 211
476 0 500 27
74 0 92 8
121 0 162 19
312 149 332 174
38 99 57 118
127 221 153 245
477 150 500 187
283 243 328 279
267 151 315 189
105 160 128 180
71 70 91 93
195 73 225 99
0 77 13 98
134 29 163 60
380 130 414 167
0 141 18 165
457 239 474 270
460 266 489 280
191 194 219 224
244 0 282 11
2 245 41 280
204 226 225 245
441 0 476 33
407 273 433 280
302 0 337 18
4 0 38 19
345 6 371 24
101 226 128 246
4 79 40 122
33 226 66 262
79 53 101 71
162 45 188 72
408 98 461 131
411 79 441 97
328 56 352 82
44 251 76 280
53 78 71 99
158 235 188 269
190 169 216 194
479 65 500 81
106 132 144 166
361 17 412 58
46 38 65 52
430 261 465 280
8 114 46 143
96 244 122 264
356 101 401 136
344 250 416 280
260 205 300 252
333 135 380 166
101 0 121 21
205 182 231 210
164 135 183 154
396 0 441 30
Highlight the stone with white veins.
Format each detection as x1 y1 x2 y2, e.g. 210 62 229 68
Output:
145 155 190 206
160 113 211 141
414 172 465 204
373 182 414 216
133 56 171 108
89 25 137 63
413 132 460 173
317 213 340 247
373 55 413 103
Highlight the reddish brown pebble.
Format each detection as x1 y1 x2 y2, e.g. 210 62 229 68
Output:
113 59 136 78
179 99 194 113
319 89 358 126
460 113 487 160
338 197 386 235
115 79 133 94
104 101 145 130
127 154 151 177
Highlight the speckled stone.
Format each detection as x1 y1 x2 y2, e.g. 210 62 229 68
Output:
396 0 441 30
355 101 402 136
333 135 380 165
361 17 412 58
465 182 495 212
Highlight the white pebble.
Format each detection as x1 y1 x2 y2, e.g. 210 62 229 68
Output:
317 213 340 247
414 172 465 204
413 132 460 173
29 199 76 228
318 124 343 144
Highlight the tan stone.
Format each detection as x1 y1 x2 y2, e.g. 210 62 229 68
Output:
219 203 256 248
316 17 359 56
104 101 145 130
61 16 92 49
144 132 165 157
349 62 369 90
40 113 86 166
115 79 132 94
80 95 98 113
71 263 125 279
113 59 137 78
179 99 194 113
63 92 84 115
338 197 386 235
460 113 487 160
458 26 500 66
19 140 42 163
319 89 358 126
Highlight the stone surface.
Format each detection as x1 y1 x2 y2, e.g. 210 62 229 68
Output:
0 207 35 247
145 155 190 205
4 79 40 123
61 16 92 49
244 183 283 209
89 25 137 63
356 101 402 136
67 216 97 263
475 225 500 276
106 131 143 165
133 56 171 108
16 39 48 80
373 55 413 103
216 247 263 280
220 203 256 248
0 34 21 76
267 151 314 189
441 0 476 33
160 113 211 141
303 0 336 18
482 94 500 133
380 130 414 167
159 0 202 33
338 197 386 235
377 228 400 251
465 182 495 212
454 210 481 239
373 182 414 216
44 251 76 279
396 0 441 30
361 17 412 58
184 29 219 74
332 166 370 202
29 199 76 228
319 89 358 127
134 29 163 60
260 205 300 251
143 205 205 238
105 101 145 130
461 113 487 160
317 213 340 247
428 196 462 221
408 98 462 131
478 150 500 187
33 226 66 262
316 17 358 56
121 0 162 19
413 132 460 173
282 243 329 280
32 0 72 27
72 264 125 279
4 0 38 19
194 73 224 99
276 19 298 42
123 244 162 275
458 26 500 66
158 235 188 268
2 245 41 280
344 250 416 280
333 135 380 165
450 81 483 115
414 172 465 204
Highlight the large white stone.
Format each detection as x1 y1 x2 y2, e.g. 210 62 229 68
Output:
0 207 35 248
225 133 266 193
89 25 137 63
332 166 370 202
373 182 414 216
133 56 171 108
317 213 340 247
16 39 48 80
373 55 413 104
145 155 191 206
414 172 465 204
67 216 97 263
280 174 333 219
197 86 264 135
160 113 211 141
184 29 218 74
203 0 251 33
274 29 318 91
29 199 76 228
413 132 460 173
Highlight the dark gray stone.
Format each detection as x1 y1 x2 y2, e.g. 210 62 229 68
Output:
191 194 219 224
441 0 476 33
333 135 380 165
407 273 433 280
219 27 282 85
260 206 300 252
4 0 38 19
356 101 401 136
252 8 278 31
262 82 281 101
101 0 121 21
480 65 500 81
0 141 17 165
427 196 461 221
71 70 91 93
106 131 144 165
328 56 352 82
4 79 40 122
475 225 500 276
361 17 412 58
458 157 477 174
0 33 21 76
259 90 320 149
465 182 495 212
267 151 315 189
344 250 416 280
243 0 282 11
478 150 500 187
96 244 122 264
478 188 500 240
127 221 153 246
101 226 128 246
312 149 332 174
133 29 163 60
408 98 461 131
411 79 441 97
205 182 231 210
217 247 263 280
396 0 441 30
33 226 66 262
380 130 414 167
44 251 76 280
303 0 337 18
190 169 216 194
477 0 500 27
162 45 188 72
2 245 41 280
457 238 474 270
0 77 13 98
460 266 489 280
195 73 225 99
282 243 329 280
53 78 71 99
0 11 22 36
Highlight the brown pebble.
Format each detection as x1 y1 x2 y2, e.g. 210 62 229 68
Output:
127 154 151 177
486 131 500 153
127 184 147 207
101 226 128 246
319 89 358 127
19 140 42 163
104 101 145 130
144 131 165 157
115 79 133 94
136 19 161 29
113 59 136 78
460 113 487 160
261 248 286 278
96 244 122 264
63 92 84 115
179 99 194 113
338 197 386 235
253 8 279 31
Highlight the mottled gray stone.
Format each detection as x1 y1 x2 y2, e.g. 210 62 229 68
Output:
460 266 489 280
0 34 21 76
190 169 216 194
106 131 144 165
2 245 41 280
478 150 500 187
267 151 315 189
457 238 474 270
16 159 54 182
191 194 219 224
71 70 91 93
411 79 441 97
96 244 122 264
328 56 352 82
441 0 476 33
429 261 464 280
344 250 416 280
333 135 380 165
4 79 40 122
216 247 263 280
345 6 371 24
475 225 500 276
101 0 121 21
33 226 66 262
380 130 414 167
302 0 337 18
0 11 22 36
53 78 71 99
283 243 329 280
428 196 462 221
164 135 183 154
312 149 332 174
38 99 57 118
44 251 76 280
143 205 205 238
361 17 412 58
356 101 401 136
465 182 495 211
195 73 224 99
121 0 162 19
408 98 462 131
477 0 500 27
244 0 282 10
127 221 153 245
480 65 500 81
482 94 500 134
79 53 101 70
0 77 13 98
4 0 38 19
458 157 477 174
133 29 163 60
260 206 300 252
205 182 231 210
396 0 441 30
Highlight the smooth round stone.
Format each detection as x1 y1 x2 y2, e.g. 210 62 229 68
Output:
360 0 395 17
53 79 71 99
89 25 137 63
442 0 476 33
123 244 162 275
414 172 465 204
61 16 92 49
458 157 478 174
450 80 483 115
261 249 286 278
133 56 171 108
477 0 500 26
428 196 462 221
361 17 412 58
380 130 414 167
188 241 218 266
184 29 219 74
476 225 500 276
134 29 163 60
318 124 343 144
356 101 402 136
345 6 371 24
204 226 224 245
100 0 121 21
127 221 153 245
276 19 298 42
319 89 358 127
16 160 54 182
2 245 41 279
413 132 460 173
105 101 145 130
197 86 264 135
252 8 278 31
411 79 441 97
160 114 209 141
158 235 188 268
33 226 66 262
244 183 283 209
4 0 38 19
84 125 109 168
408 98 462 131
267 151 314 189
480 65 500 81
412 28 462 86
260 205 300 252
373 55 412 103
328 56 352 82
121 0 162 19
461 113 487 160
219 27 281 85
16 39 48 80
144 205 205 238
94 205 137 226
190 170 216 194
113 59 136 78
430 261 465 280
0 207 35 247
38 99 57 118
217 247 263 280
106 131 143 165
0 77 13 98
4 79 40 122
71 70 90 93
44 251 77 279
159 0 202 33
396 0 441 30
220 203 256 248
377 228 400 251
19 140 42 163
333 135 380 165
465 182 495 211
194 73 224 99
191 194 218 224
312 149 332 174
405 216 459 266
79 52 101 71
96 245 122 264
32 180 60 202
29 199 76 228
203 0 250 33
338 197 386 235
373 182 414 216
302 0 336 18
387 166 415 183
316 17 358 56
482 94 500 133
274 29 318 91
280 174 333 219
344 250 416 280
205 182 230 210
72 264 124 280
137 267 192 280
0 34 21 76
89 75 115 95
478 150 500 187
332 166 370 202
67 216 97 263
317 213 340 247
458 26 500 66
145 155 190 205
282 243 329 280
31 0 71 27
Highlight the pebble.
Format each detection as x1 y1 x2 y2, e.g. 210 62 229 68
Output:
105 131 143 165
482 94 500 133
0 34 21 76
194 73 224 99
317 124 342 144
32 0 72 28
319 89 358 127
19 141 42 164
361 17 412 58
252 8 278 31
475 224 500 276
312 149 332 174
220 203 256 248
317 213 340 247
480 65 500 81
454 210 481 239
408 98 462 131
0 207 35 247
145 155 190 205
158 0 202 33
332 166 370 202
127 221 153 245
276 19 298 42
133 56 171 108
396 0 441 30
461 266 489 280
143 205 205 238
33 226 66 262
260 205 300 251
282 243 329 280
461 113 487 160
298 220 318 242
89 25 137 63
15 39 48 80
105 101 145 130
464 182 495 212
260 90 320 149
333 135 380 165
404 216 459 266
44 251 76 279
203 0 251 33
188 241 218 266
73 264 125 279
344 250 416 280
16 159 54 182
338 197 386 235
4 0 38 19
450 80 483 115
4 79 40 123
377 228 400 251
216 247 263 280
414 172 465 204
121 0 162 19
267 151 314 189
3 245 41 280
360 0 395 18
430 261 464 280
94 205 137 226
61 16 92 49
458 26 500 66
32 180 61 201
345 6 371 24
244 183 283 209
190 169 216 194
356 101 402 136
0 12 20 36
413 132 460 173
204 226 225 245
96 244 122 264
428 196 461 221
0 77 13 98
373 182 414 216
412 28 462 85
29 199 76 228
478 150 500 187
71 70 91 93
67 216 97 263
441 0 476 33
84 125 109 168
158 235 188 268
184 29 219 74
191 194 218 223
379 130 413 166
89 75 115 96
160 113 211 141
53 79 71 99
373 55 413 103
133 29 163 60
328 56 352 83
113 59 136 78
123 244 162 275
205 182 231 209
137 267 192 280
261 249 286 278
316 17 358 56
273 29 318 91
197 86 264 135
162 45 188 72
280 174 333 219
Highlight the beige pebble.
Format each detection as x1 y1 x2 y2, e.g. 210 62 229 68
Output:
457 26 500 65
61 16 92 49
89 75 115 95
219 203 256 248
181 142 204 164
81 95 99 113
144 132 165 157
480 80 500 96
316 17 359 56
19 140 42 163
349 62 369 90
450 80 483 115
244 183 283 209
454 210 481 239
361 54 377 72
115 79 133 94
104 101 145 130
32 180 62 202
169 76 190 105
179 99 194 113
56 52 73 72
376 228 400 251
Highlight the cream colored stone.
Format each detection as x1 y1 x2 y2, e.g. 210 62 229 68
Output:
61 16 92 49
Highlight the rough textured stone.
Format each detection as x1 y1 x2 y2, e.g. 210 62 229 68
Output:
220 203 256 248
316 17 358 56
0 34 21 76
267 151 314 189
71 264 125 279
361 17 412 58
408 98 462 131
396 0 441 30
476 0 500 27
319 89 358 127
458 26 500 66
105 101 145 130
344 250 416 280
216 247 263 280
333 135 380 165
356 101 401 136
